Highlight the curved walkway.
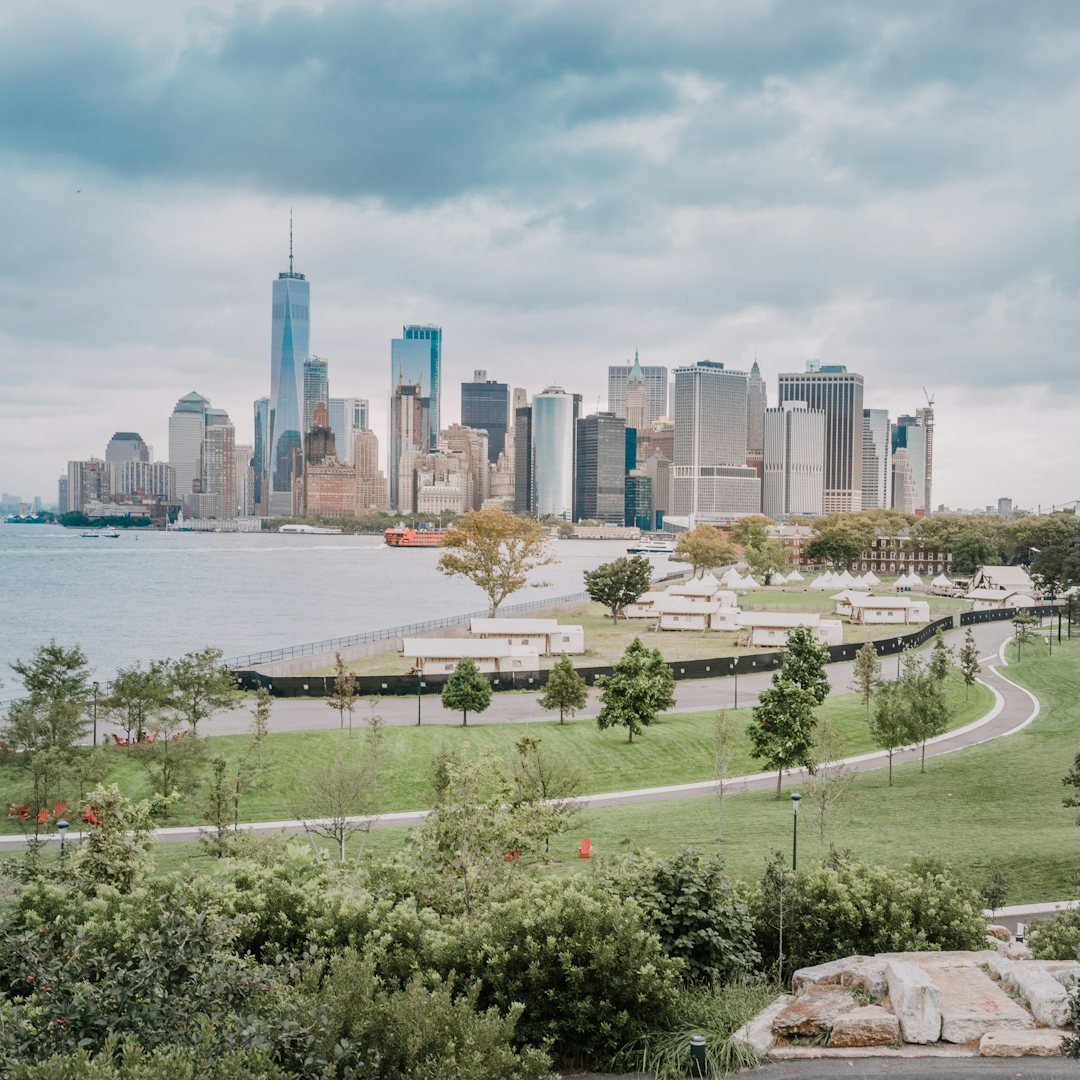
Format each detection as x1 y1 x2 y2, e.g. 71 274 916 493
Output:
0 620 1039 851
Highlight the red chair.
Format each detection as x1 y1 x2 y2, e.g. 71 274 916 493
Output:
578 838 591 859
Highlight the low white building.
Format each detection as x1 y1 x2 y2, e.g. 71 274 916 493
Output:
965 588 1036 611
970 565 1038 597
624 591 664 618
658 598 721 631
845 595 930 625
402 638 540 676
468 618 585 654
736 611 843 648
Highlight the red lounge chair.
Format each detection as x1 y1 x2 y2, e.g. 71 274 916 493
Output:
578 838 591 859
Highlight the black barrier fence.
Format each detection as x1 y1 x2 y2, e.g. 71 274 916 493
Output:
234 612 986 699
959 604 1062 626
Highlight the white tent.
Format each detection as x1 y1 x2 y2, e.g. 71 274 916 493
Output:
931 574 953 590
863 571 881 586
698 570 721 589
808 574 832 590
906 572 924 587
849 574 872 590
786 568 805 582
894 573 913 590
836 570 857 588
721 567 743 587
771 571 788 585
738 574 761 590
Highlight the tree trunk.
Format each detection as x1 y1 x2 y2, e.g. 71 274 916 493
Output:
921 739 926 772
339 708 344 730
888 749 893 786
462 710 468 726
776 769 782 799
628 727 634 743
338 832 345 863
559 706 564 723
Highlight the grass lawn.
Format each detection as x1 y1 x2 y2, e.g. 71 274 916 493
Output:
329 587 970 676
0 671 988 833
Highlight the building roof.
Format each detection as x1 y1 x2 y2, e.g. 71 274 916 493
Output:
737 611 822 628
847 595 921 609
964 588 1021 601
469 619 580 635
402 639 539 658
975 565 1035 589
656 597 721 614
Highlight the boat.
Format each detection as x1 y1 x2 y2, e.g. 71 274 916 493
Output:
279 524 344 535
384 525 446 548
81 530 100 538
626 540 676 555
103 530 120 539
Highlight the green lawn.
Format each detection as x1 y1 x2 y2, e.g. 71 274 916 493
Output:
0 671 989 832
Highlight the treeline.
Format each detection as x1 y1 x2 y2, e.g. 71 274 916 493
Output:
56 512 153 528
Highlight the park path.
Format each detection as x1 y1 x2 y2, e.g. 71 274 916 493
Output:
0 618 1039 851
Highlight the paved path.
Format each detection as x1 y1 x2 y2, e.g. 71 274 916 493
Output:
3 619 1039 852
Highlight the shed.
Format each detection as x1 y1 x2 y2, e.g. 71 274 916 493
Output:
658 598 721 631
846 595 930 625
469 618 585 654
402 638 540 676
736 611 843 647
964 588 1036 611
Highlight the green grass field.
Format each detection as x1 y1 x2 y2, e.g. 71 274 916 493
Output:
0 670 988 832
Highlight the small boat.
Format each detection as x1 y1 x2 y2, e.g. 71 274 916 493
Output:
102 530 121 538
81 530 100 538
626 540 675 554
279 524 343 535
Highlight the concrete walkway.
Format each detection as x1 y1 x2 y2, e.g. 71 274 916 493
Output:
1 619 1039 851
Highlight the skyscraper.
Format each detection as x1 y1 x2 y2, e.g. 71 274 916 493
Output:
66 459 109 513
253 397 269 513
608 356 668 425
777 363 864 512
746 360 767 473
861 409 892 511
461 371 510 464
269 223 310 516
200 409 236 519
672 361 760 518
355 430 389 512
391 325 442 449
303 356 329 435
389 382 430 509
916 404 934 515
893 413 932 513
624 353 647 433
105 432 150 465
532 387 575 519
763 401 825 519
574 412 626 524
328 398 368 465
892 448 918 513
513 404 533 515
168 391 209 507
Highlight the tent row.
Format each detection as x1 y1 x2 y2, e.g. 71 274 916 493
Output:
808 570 881 590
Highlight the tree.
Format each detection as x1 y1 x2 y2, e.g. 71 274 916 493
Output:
595 638 675 743
982 862 1009 917
712 710 738 840
327 652 359 731
583 555 652 620
201 755 242 858
868 679 915 786
105 661 169 743
779 625 831 705
803 719 855 861
959 627 981 700
295 743 379 862
437 509 554 615
929 629 953 684
746 679 819 797
1062 751 1080 822
728 514 775 549
1012 612 1040 659
132 715 209 801
441 657 492 726
850 641 881 712
673 525 738 578
6 640 93 753
804 514 875 570
745 540 792 585
75 785 173 892
167 647 241 733
511 735 583 853
539 655 588 722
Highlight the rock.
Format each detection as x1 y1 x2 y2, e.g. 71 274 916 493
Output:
1035 961 1080 989
886 961 942 1044
1006 940 1034 961
927 964 1033 1043
829 1005 901 1048
840 964 889 1001
732 994 794 1057
979 1029 1069 1057
986 925 1011 941
791 957 869 991
772 985 857 1037
1010 965 1071 1028
984 953 1017 984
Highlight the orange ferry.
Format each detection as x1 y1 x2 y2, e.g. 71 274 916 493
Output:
383 525 447 548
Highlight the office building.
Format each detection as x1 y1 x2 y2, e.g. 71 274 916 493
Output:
892 448 918 514
66 459 110 513
893 412 932 513
574 412 626 524
303 401 336 468
57 476 69 515
304 458 358 518
198 408 235 518
533 387 575 519
672 362 760 518
168 391 210 506
998 497 1013 516
268 225 310 516
328 397 368 465
389 381 430 509
746 360 767 474
762 401 825 519
636 417 674 467
111 461 176 503
461 371 510 463
625 471 654 531
233 445 254 516
777 363 864 512
624 353 648 433
608 357 668 425
862 409 892 511
513 404 533 515
391 325 442 449
442 423 490 510
642 449 672 521
303 356 329 435
105 432 150 466
253 397 269 513
355 431 389 512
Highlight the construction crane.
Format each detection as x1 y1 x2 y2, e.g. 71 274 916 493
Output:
922 387 935 409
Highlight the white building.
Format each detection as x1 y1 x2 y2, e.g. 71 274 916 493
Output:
328 398 369 465
838 594 930 624
402 638 539 676
737 611 843 647
608 356 668 426
533 387 575 519
762 401 825 519
168 391 209 507
965 588 1036 610
969 565 1038 596
468 618 585 654
862 409 892 511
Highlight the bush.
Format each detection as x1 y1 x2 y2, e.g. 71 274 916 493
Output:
597 848 759 984
460 878 682 1067
1028 908 1080 960
752 854 987 980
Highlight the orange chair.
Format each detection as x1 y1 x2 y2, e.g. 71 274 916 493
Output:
578 838 591 859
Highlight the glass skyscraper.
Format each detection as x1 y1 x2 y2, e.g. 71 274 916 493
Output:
532 387 575 520
269 234 310 516
461 370 509 464
391 325 442 450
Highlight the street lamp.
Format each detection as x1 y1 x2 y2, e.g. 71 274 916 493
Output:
56 818 69 864
732 656 740 710
791 792 801 871
411 666 422 726
896 637 903 678
92 681 99 747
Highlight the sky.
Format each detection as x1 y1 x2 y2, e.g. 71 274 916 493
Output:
1 0 1079 511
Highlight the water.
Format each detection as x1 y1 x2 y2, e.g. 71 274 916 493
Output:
0 525 663 684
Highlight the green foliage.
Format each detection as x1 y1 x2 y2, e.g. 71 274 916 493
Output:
75 785 173 892
5 641 93 753
463 877 682 1065
779 626 831 705
511 735 582 852
595 638 675 743
746 679 819 797
597 848 760 983
805 514 876 570
851 641 881 711
584 555 653 620
131 716 209 801
1012 611 1041 657
327 652 359 731
441 657 492 726
538 655 588 722
744 540 791 584
167 647 241 733
673 526 738 578
959 627 981 699
981 862 1009 915
1028 907 1080 961
750 854 987 980
104 663 169 743
867 678 915 786
929 629 953 683
901 654 951 772
1064 750 1080 823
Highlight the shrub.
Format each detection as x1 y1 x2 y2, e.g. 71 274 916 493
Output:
597 848 759 984
1028 908 1080 960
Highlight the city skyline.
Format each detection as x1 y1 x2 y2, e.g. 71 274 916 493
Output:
1 2 1078 510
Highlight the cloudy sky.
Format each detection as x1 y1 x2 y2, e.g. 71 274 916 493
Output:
1 0 1078 510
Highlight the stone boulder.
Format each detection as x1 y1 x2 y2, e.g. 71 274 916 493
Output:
772 984 857 1037
886 960 941 1044
979 1029 1068 1057
925 963 1033 1043
829 1005 901 1048
731 994 793 1057
986 955 1071 1027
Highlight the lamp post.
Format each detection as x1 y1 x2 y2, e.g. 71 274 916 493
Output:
56 818 69 864
92 681 99 747
732 656 740 710
412 667 422 726
896 637 903 678
791 792 801 871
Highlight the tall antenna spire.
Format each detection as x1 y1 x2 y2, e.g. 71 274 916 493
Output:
289 208 294 274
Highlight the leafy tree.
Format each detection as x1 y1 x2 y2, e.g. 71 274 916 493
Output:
712 710 737 840
868 679 915 785
167 647 241 733
437 509 554 615
201 755 242 858
805 514 875 570
982 862 1009 917
728 514 775 550
745 539 792 584
850 641 881 712
958 627 981 700
328 651 360 731
673 525 738 578
131 715 208 801
746 679 819 797
583 555 652 620
951 531 996 576
295 743 379 861
595 638 675 743
104 661 169 743
779 625 831 704
511 735 582 853
803 719 855 861
441 657 492 726
75 785 173 892
929 629 953 683
1011 611 1040 658
5 640 93 753
538 655 587 722
1062 751 1080 823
